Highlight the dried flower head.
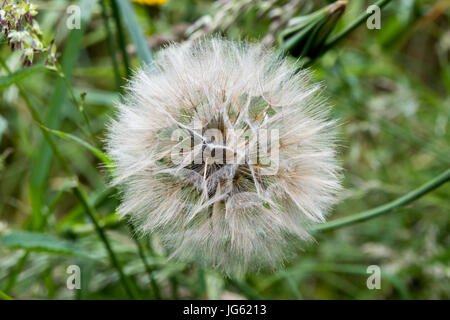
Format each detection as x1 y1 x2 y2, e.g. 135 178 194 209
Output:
186 0 305 46
106 38 342 274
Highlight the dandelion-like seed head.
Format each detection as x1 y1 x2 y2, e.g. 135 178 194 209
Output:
106 38 342 274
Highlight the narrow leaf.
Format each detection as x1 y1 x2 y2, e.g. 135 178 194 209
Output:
29 0 98 229
45 127 113 166
0 291 13 300
116 0 153 65
0 231 96 260
0 64 45 90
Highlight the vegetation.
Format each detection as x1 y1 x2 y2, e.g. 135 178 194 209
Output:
0 0 448 299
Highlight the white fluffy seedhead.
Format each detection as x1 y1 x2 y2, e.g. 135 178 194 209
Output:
105 37 342 274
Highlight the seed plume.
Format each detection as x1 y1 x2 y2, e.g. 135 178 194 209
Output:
105 38 342 274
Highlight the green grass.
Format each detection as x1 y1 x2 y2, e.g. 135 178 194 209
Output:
0 0 448 300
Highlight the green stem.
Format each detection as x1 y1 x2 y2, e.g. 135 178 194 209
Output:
55 63 99 148
313 169 450 232
283 272 303 300
74 188 139 299
100 0 122 90
0 61 72 176
110 0 131 80
227 278 263 300
321 0 393 54
170 277 179 299
3 251 29 294
0 59 137 299
128 223 161 299
197 263 207 299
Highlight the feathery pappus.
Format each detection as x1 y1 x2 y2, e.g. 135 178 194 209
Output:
105 37 342 274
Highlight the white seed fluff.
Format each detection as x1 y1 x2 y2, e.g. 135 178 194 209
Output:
105 38 342 274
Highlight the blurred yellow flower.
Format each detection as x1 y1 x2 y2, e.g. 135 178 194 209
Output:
132 0 167 6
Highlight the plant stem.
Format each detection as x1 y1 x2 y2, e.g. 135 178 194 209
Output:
127 222 161 299
313 168 450 232
170 277 179 299
198 263 207 299
3 251 29 294
320 0 393 55
227 278 263 300
74 187 139 299
0 59 138 299
101 0 122 91
110 0 131 80
54 63 99 148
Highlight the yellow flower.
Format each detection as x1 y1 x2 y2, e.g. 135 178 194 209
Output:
132 0 167 6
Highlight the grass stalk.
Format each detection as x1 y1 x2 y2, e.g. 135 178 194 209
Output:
110 0 131 79
227 278 263 300
100 0 122 91
313 168 450 232
197 263 207 299
0 59 138 300
127 222 162 299
3 251 29 294
74 188 139 299
54 63 99 148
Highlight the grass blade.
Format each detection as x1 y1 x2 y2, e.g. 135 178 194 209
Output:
110 0 131 79
0 230 96 260
29 0 97 230
321 0 393 55
44 127 113 166
115 0 153 65
227 278 263 300
0 291 13 300
101 0 122 90
0 64 45 90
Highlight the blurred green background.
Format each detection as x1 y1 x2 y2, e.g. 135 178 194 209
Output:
0 0 449 300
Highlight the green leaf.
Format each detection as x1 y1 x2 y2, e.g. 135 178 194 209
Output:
0 291 13 300
0 64 45 90
322 0 393 54
0 231 96 260
45 127 113 166
227 278 263 300
278 1 346 59
57 186 115 233
116 0 153 65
